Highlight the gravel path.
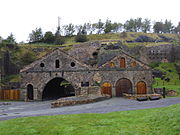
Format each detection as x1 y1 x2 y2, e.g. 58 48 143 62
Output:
0 97 180 121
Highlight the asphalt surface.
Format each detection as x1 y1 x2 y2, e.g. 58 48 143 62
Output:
0 97 180 121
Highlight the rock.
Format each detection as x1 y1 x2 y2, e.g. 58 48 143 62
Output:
135 35 155 42
149 96 161 100
51 96 110 108
166 90 178 97
136 96 148 101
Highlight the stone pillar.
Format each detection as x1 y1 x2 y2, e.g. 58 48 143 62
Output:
20 89 26 101
33 88 38 100
79 87 88 97
112 87 116 97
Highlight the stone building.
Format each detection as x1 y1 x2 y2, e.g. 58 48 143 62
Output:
20 48 153 101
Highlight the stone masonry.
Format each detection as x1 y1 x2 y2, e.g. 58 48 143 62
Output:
20 47 153 101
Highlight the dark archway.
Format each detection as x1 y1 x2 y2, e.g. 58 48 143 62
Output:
42 77 75 100
27 84 34 100
116 78 132 96
137 81 147 94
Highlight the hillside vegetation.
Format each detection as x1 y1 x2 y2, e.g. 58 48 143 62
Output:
1 32 180 89
152 63 180 95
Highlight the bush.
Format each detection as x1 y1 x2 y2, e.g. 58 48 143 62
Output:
54 36 65 45
75 34 88 42
21 51 36 66
44 31 55 44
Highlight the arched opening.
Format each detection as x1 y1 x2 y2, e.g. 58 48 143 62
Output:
137 81 147 94
42 77 75 100
55 60 60 68
120 57 126 68
115 78 132 96
27 84 34 100
101 82 112 97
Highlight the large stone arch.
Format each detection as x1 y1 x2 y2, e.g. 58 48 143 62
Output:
115 78 133 96
42 77 76 100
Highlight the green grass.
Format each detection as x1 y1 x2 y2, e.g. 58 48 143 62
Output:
0 104 180 135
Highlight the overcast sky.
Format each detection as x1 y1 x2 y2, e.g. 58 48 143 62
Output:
0 0 180 42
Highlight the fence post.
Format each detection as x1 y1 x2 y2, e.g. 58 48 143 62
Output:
163 87 166 98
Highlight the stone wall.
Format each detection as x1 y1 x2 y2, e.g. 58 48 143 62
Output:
20 48 153 101
20 69 153 100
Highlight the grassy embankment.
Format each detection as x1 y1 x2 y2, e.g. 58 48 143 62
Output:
152 63 180 96
0 103 179 135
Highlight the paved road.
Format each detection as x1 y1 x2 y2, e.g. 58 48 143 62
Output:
0 97 180 121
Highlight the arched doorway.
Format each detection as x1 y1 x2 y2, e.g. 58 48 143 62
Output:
101 82 112 97
27 84 34 100
116 78 132 96
42 77 75 100
137 81 147 94
120 57 126 68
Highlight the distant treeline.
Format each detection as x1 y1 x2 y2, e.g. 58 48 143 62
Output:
51 18 180 36
0 18 180 44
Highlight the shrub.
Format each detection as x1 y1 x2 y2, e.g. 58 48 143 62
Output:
44 31 55 44
149 62 160 68
75 34 88 42
54 36 65 45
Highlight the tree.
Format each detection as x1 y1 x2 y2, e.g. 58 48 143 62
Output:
43 31 55 44
104 19 113 33
28 28 43 43
90 23 97 34
85 23 92 34
163 20 174 33
0 33 17 48
111 22 123 33
142 18 151 33
75 24 88 42
174 22 180 34
0 36 2 43
6 33 16 44
63 23 75 36
153 22 164 33
124 19 135 32
95 19 104 34
136 18 143 32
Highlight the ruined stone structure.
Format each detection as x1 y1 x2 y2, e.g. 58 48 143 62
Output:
131 44 180 64
0 51 19 89
20 47 153 101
